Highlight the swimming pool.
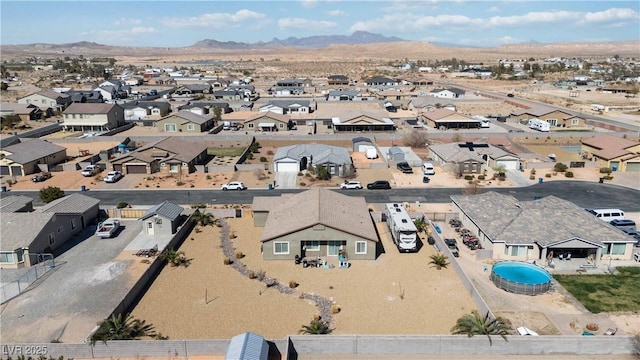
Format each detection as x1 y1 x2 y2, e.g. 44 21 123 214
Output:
562 146 582 152
490 261 552 296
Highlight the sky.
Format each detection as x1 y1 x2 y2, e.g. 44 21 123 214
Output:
1 1 639 47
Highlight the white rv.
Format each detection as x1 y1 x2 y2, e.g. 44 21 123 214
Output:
528 119 551 132
384 203 418 253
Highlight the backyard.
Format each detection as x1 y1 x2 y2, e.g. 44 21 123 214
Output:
553 267 640 313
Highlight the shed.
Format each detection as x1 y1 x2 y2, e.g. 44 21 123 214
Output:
388 146 405 162
225 332 268 360
138 201 184 235
352 137 373 152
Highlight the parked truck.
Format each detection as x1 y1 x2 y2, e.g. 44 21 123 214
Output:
95 219 121 238
81 164 103 177
384 203 418 252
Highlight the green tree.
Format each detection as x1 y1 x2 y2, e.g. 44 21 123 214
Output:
90 313 156 344
39 186 65 203
429 253 449 269
315 166 330 180
553 162 568 173
160 249 190 267
450 310 510 346
192 210 216 226
413 217 429 233
493 164 506 176
212 106 222 121
299 318 332 335
1 82 7 91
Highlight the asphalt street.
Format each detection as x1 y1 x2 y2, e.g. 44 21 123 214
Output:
6 181 640 211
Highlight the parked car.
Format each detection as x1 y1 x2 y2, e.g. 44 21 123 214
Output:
31 173 51 182
396 162 413 174
340 180 363 190
95 219 121 238
221 181 247 191
444 238 460 257
367 180 391 190
386 106 397 113
507 93 515 98
103 171 123 183
81 164 102 177
610 219 636 231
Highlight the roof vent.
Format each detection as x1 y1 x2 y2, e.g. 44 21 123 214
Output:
515 203 522 208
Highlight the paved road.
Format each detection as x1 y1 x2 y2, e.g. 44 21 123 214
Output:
5 181 639 210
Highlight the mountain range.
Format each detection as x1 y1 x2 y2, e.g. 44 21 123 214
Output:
191 31 405 49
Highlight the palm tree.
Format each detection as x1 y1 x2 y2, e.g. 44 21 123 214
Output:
192 210 216 226
90 313 156 344
160 249 190 267
413 217 428 233
450 310 511 346
299 318 332 335
429 253 449 269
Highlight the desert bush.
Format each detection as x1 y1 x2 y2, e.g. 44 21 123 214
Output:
331 305 341 314
223 257 233 265
248 271 256 279
530 169 536 175
553 162 568 172
403 130 429 148
206 174 212 180
545 173 552 178
599 167 612 174
289 280 298 288
266 150 274 155
299 182 307 186
256 270 266 281
259 156 267 162
477 175 485 180
530 175 536 180
565 171 574 178
464 175 474 181
235 251 244 259
117 202 129 209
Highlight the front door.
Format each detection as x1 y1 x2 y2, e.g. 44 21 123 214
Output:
146 221 154 235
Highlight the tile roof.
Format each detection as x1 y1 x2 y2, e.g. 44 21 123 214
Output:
162 110 213 125
64 103 119 114
257 188 378 242
581 134 640 160
139 201 183 221
3 138 67 164
274 144 351 165
421 109 476 121
0 103 39 115
0 212 55 251
35 91 70 100
246 112 289 123
451 192 632 247
428 142 518 163
39 193 100 214
149 137 208 163
265 100 311 108
0 195 33 213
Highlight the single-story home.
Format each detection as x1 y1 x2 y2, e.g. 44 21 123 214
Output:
331 112 394 132
253 188 379 260
259 100 310 115
430 88 466 99
0 195 34 213
0 193 100 268
451 192 636 263
273 143 353 176
122 101 172 121
0 138 67 176
364 77 398 86
138 201 184 235
580 134 640 172
407 98 456 112
510 106 585 128
155 111 215 132
243 112 290 132
180 101 231 115
429 142 520 174
110 137 209 175
327 75 349 86
420 109 481 129
276 78 313 87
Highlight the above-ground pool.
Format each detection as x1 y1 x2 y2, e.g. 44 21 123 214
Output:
490 261 552 296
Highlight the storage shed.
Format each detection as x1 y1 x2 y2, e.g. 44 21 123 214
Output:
225 332 268 360
352 137 373 152
388 146 405 162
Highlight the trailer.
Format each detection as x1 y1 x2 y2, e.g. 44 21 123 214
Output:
384 203 418 252
528 118 551 132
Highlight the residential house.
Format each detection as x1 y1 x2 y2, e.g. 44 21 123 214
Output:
212 89 243 101
0 103 43 122
331 111 394 132
451 192 636 263
253 188 379 260
510 106 586 128
138 201 184 236
175 84 212 95
327 75 349 86
109 137 209 175
18 91 71 116
429 88 466 99
273 143 353 177
62 103 125 132
326 90 358 101
155 111 215 133
428 142 521 175
227 85 258 101
64 90 104 103
408 98 456 112
0 193 100 268
376 90 413 101
580 134 640 172
180 101 230 115
243 112 290 132
420 109 481 129
0 195 34 213
276 78 313 87
121 101 172 122
270 86 305 96
0 138 67 176
208 78 230 88
259 100 311 115
364 77 398 86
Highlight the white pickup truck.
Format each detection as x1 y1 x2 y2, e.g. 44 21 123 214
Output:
81 164 102 177
95 219 121 238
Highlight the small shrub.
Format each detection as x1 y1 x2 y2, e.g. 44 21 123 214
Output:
194 227 202 233
235 251 244 259
176 181 185 186
553 162 568 172
299 182 307 186
599 167 612 174
565 171 574 178
464 175 474 181
266 150 274 155
246 153 254 160
530 169 536 175
477 175 485 180
248 271 256 279
529 175 536 180
289 280 298 288
223 257 233 265
116 202 129 209
331 305 341 314
545 173 552 178
297 172 303 176
259 156 267 162
206 174 212 180
230 232 237 239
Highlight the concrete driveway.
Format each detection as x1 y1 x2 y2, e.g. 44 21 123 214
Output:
275 171 298 189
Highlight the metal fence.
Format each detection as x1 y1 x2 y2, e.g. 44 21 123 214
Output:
0 258 55 304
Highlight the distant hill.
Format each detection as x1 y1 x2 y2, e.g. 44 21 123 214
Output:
191 31 405 49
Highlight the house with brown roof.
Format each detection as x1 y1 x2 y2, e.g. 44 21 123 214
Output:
253 188 379 261
62 103 125 132
327 75 349 86
580 134 640 172
18 91 71 117
109 137 209 175
155 111 215 132
243 112 290 132
420 109 481 129
0 103 43 122
510 106 585 129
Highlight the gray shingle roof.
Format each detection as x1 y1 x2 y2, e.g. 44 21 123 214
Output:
266 100 310 108
39 193 100 214
451 192 632 247
3 138 67 164
163 110 213 125
139 201 183 221
0 212 55 251
429 142 518 163
257 188 378 243
274 144 351 165
0 195 34 213
64 103 119 114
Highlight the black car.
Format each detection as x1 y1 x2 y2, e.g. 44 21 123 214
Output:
507 93 515 98
444 238 460 257
367 180 391 190
396 162 413 174
386 106 397 113
31 173 51 182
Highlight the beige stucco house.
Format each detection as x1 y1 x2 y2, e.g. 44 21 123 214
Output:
62 103 125 132
580 134 640 172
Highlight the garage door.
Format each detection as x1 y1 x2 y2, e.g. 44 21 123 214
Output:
626 162 640 172
0 166 8 176
113 164 123 172
496 160 518 170
126 165 147 174
275 161 298 172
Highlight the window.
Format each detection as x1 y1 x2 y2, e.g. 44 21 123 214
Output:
571 119 579 125
274 242 289 255
304 241 319 251
328 241 343 256
279 123 284 128
355 241 367 254
48 233 55 246
0 252 14 263
606 243 626 255
164 123 177 132
248 123 254 128
509 245 527 257
546 119 557 126
16 249 24 263
57 225 64 233
187 124 195 131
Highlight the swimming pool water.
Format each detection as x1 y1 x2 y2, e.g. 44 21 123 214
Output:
492 261 551 285
562 146 582 152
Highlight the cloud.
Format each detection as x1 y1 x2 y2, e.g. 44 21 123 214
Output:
114 17 142 26
300 0 317 8
326 9 345 16
278 17 337 31
161 9 267 28
80 27 157 44
487 6 499 13
583 8 639 23
497 36 524 45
